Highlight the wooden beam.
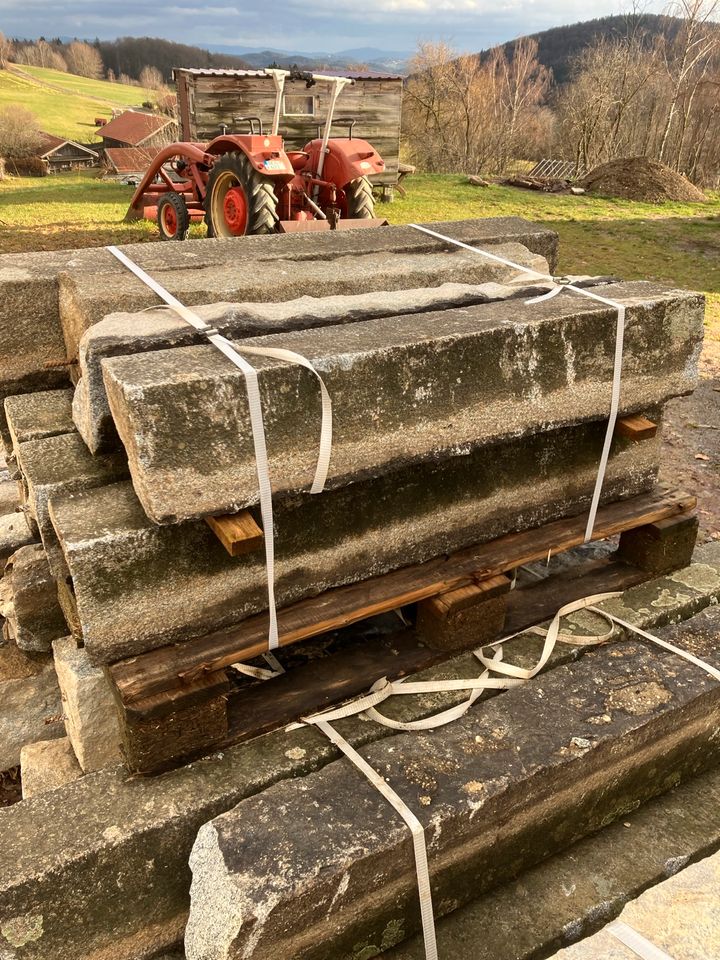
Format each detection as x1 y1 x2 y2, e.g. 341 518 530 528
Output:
129 555 653 772
109 487 695 708
205 510 263 558
424 574 512 620
616 415 658 441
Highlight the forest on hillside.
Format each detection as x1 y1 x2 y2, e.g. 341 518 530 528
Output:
484 12 686 83
403 1 720 187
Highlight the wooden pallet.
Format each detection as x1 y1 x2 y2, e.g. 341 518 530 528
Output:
108 486 697 775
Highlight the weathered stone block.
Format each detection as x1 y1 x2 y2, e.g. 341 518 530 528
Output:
1 544 67 653
184 606 720 960
0 511 36 568
53 636 123 772
4 388 75 451
4 388 76 492
20 736 83 800
0 478 18 516
14 431 128 579
62 242 549 366
74 277 558 454
0 553 718 960
388 763 720 960
0 252 72 442
0 219 557 440
102 281 702 523
0 655 63 772
50 416 661 663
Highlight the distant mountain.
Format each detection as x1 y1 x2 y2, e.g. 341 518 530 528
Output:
476 14 685 84
206 43 410 74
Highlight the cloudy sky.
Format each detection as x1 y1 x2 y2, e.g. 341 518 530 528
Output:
0 0 670 54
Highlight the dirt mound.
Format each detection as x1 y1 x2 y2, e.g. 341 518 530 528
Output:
581 157 707 203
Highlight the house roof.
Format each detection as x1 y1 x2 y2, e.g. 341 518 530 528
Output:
172 67 402 82
37 132 99 159
99 111 175 147
104 146 162 174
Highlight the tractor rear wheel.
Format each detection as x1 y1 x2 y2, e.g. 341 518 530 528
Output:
345 176 375 219
157 193 190 241
205 152 279 238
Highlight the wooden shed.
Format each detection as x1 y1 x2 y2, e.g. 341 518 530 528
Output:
37 133 98 172
173 68 403 191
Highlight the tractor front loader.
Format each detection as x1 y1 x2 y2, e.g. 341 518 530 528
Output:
125 69 388 240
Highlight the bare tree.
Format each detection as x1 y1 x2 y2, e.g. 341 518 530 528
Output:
16 39 67 71
65 41 103 79
0 105 45 158
0 32 15 69
658 0 720 167
403 41 550 175
139 65 165 90
490 38 551 170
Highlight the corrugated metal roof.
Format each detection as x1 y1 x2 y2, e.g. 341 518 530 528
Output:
172 67 402 81
99 111 176 147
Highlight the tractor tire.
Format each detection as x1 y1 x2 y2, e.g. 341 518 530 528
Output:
157 192 190 241
205 151 279 238
345 176 375 219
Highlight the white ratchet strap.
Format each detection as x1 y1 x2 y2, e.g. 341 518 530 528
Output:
408 224 626 542
106 246 332 649
608 920 675 960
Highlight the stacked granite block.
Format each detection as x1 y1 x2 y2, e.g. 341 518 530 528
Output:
0 218 711 960
0 217 704 777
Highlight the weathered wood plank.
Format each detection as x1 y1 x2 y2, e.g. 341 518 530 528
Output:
178 72 403 182
109 488 695 707
129 554 652 772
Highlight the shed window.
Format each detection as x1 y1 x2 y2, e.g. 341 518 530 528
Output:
283 95 315 117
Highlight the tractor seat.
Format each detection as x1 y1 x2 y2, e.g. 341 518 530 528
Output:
287 151 310 172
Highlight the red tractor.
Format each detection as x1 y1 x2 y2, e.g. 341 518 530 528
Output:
125 69 388 240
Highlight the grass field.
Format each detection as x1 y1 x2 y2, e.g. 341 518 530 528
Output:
0 64 154 142
1 168 718 325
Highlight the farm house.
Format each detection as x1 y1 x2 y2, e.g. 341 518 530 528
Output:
173 67 404 195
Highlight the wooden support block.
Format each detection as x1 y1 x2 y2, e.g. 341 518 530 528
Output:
423 574 511 619
618 512 699 576
205 510 263 558
616 415 658 442
113 670 231 774
416 574 512 651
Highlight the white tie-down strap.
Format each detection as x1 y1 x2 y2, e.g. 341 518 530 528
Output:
106 246 333 650
309 719 439 960
408 224 627 542
300 592 620 734
608 920 676 960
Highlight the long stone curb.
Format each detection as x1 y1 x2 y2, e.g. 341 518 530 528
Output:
100 281 701 523
385 760 720 959
549 844 720 958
